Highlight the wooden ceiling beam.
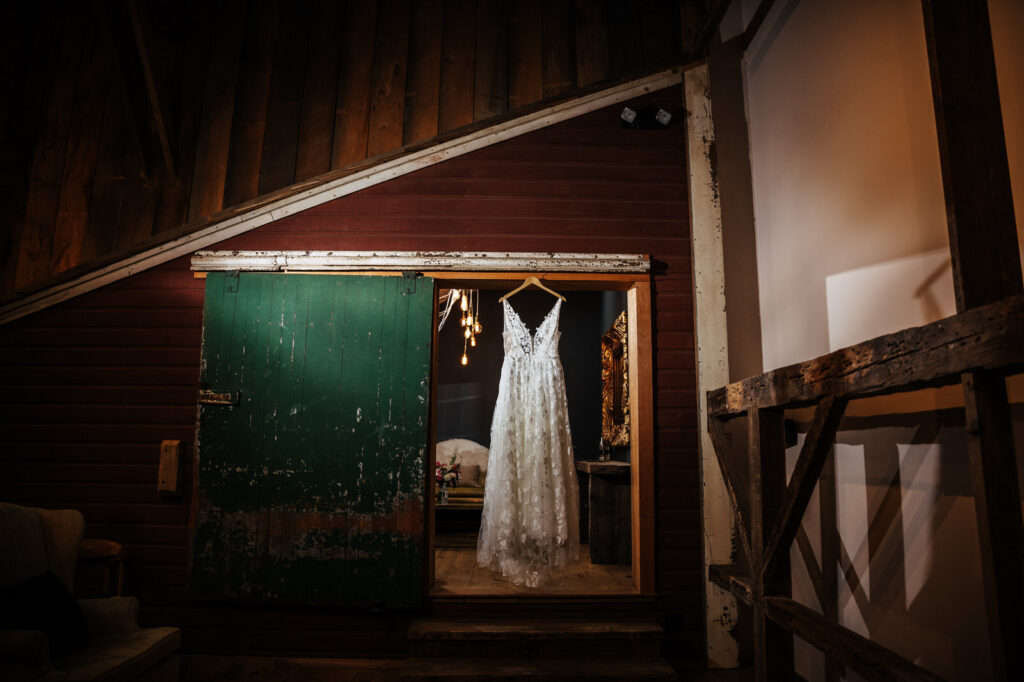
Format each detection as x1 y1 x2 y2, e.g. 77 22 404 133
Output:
106 0 176 180
694 0 732 55
740 0 777 51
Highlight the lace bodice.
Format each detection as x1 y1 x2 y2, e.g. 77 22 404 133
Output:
501 298 562 359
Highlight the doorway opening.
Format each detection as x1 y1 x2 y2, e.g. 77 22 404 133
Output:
426 273 654 598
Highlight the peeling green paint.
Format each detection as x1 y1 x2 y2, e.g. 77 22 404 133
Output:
190 273 433 608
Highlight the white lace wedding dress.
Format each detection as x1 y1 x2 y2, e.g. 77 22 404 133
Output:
477 298 580 587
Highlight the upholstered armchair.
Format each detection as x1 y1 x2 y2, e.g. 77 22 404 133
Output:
0 503 180 681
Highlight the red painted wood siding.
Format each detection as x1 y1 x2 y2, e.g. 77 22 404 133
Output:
0 88 700 656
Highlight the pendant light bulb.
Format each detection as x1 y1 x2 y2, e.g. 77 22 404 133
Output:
464 328 471 339
461 354 468 366
473 322 482 334
460 316 466 326
460 295 468 311
470 336 476 347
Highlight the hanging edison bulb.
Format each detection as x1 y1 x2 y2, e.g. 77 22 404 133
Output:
460 294 468 311
470 335 476 347
473 322 482 334
461 353 468 365
464 327 471 339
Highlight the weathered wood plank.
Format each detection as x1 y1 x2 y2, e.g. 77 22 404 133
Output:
222 0 279 207
574 0 609 87
921 0 1022 312
542 0 575 98
367 0 410 156
679 0 705 56
474 0 509 121
294 0 343 181
332 0 377 168
962 370 1024 682
190 273 433 607
83 83 130 261
605 0 643 79
106 0 176 179
152 1 209 234
708 563 753 603
922 6 1024 679
762 406 794 679
748 407 792 681
740 0 778 51
508 0 542 109
15 3 89 289
105 0 156 180
707 293 1024 416
640 0 679 69
191 251 651 273
187 0 246 221
50 9 108 275
708 417 752 566
403 0 443 144
0 4 55 295
763 395 846 580
439 0 477 133
259 0 311 194
764 597 945 682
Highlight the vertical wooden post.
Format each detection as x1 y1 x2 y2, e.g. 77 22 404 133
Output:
749 407 793 681
628 280 656 594
686 62 740 668
819 452 841 682
922 2 1024 680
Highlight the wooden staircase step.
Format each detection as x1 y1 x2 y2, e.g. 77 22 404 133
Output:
407 619 664 659
402 657 678 680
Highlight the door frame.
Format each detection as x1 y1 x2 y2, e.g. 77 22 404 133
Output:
191 252 656 597
428 271 655 596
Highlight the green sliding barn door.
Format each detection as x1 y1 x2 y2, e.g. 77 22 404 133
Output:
190 273 434 608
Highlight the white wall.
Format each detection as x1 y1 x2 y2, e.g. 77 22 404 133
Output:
722 0 1024 679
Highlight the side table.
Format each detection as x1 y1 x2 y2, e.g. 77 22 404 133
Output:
575 460 631 564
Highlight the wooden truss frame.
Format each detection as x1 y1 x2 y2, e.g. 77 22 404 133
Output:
706 294 1024 681
703 2 1024 679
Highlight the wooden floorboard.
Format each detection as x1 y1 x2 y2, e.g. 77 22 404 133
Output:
432 532 636 596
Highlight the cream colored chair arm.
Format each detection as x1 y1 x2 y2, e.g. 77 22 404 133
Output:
76 597 140 635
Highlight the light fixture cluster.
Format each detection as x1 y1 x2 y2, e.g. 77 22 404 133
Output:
454 288 482 366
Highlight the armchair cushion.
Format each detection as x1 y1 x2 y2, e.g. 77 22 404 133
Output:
0 503 49 589
0 572 91 656
58 627 180 682
75 599 138 636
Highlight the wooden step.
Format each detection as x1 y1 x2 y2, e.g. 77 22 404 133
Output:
407 619 664 659
402 657 678 680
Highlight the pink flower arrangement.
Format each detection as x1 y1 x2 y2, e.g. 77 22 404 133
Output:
435 454 461 488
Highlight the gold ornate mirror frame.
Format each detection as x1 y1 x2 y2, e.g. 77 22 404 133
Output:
601 310 630 446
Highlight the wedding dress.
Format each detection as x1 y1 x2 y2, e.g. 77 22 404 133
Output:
477 298 580 587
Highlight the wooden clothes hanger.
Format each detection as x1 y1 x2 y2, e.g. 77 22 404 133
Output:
499 276 566 302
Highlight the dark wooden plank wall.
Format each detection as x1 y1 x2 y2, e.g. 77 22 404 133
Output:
0 89 700 656
1 0 703 297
